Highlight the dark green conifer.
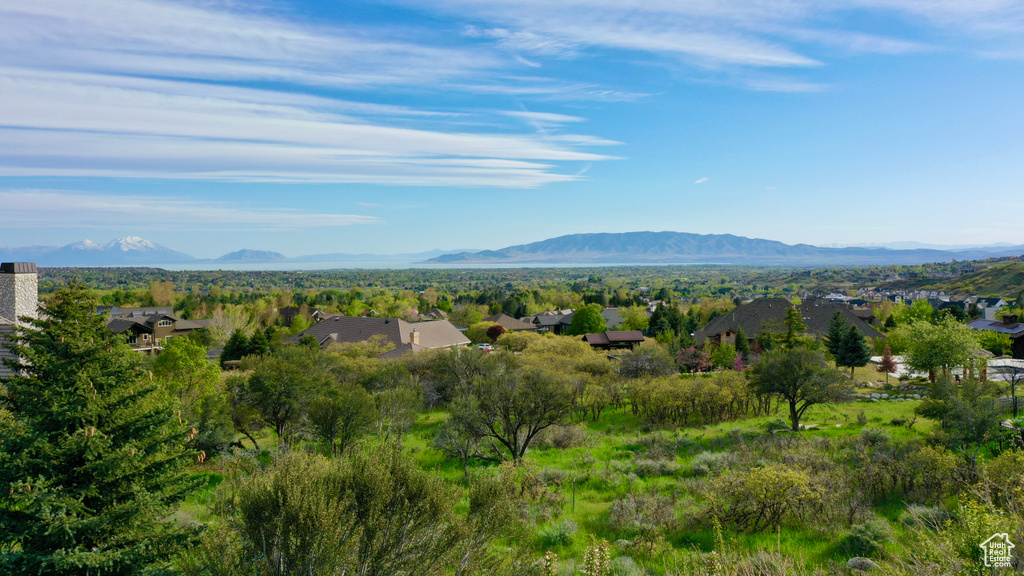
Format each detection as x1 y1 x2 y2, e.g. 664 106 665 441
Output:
245 330 271 357
824 310 848 358
219 329 249 367
0 282 200 575
836 325 872 379
733 326 752 359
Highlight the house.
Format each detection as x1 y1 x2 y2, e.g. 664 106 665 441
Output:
601 307 626 330
850 309 878 325
976 298 1008 321
278 306 326 326
582 330 645 350
693 297 882 347
99 305 174 319
483 313 537 332
968 314 1024 359
285 315 470 359
525 309 575 334
105 312 212 354
0 262 39 379
421 307 449 320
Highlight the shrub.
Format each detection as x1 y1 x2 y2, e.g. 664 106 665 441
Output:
984 449 1024 508
538 519 578 547
634 432 684 460
535 424 591 449
608 556 645 576
608 493 677 537
839 519 894 557
899 504 950 530
705 464 821 532
690 451 735 477
538 467 569 488
633 459 681 478
618 345 676 378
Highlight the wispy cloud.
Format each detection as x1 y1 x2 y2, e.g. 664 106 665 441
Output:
501 111 587 124
0 189 378 230
0 1 619 187
420 0 1023 82
694 177 710 184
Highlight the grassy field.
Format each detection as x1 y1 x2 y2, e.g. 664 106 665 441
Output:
401 396 936 570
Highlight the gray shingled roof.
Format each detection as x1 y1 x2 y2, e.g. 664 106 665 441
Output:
601 308 626 329
484 313 537 331
968 318 1024 338
694 297 882 342
287 315 469 356
107 318 152 334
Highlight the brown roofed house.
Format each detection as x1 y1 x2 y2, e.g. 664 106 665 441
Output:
582 330 646 350
483 313 538 332
105 312 213 354
693 297 882 348
286 315 470 359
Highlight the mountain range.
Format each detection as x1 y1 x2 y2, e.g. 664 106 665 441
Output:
0 237 467 267
427 232 1024 266
1 233 1022 268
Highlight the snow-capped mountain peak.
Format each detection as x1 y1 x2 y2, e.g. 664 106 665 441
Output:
68 239 101 250
104 236 158 252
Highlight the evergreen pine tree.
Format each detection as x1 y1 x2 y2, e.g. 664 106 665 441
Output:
781 306 807 349
220 329 249 367
245 330 271 357
824 310 848 358
733 326 751 359
836 325 872 379
0 282 201 575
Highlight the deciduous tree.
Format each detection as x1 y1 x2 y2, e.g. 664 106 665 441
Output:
902 318 979 382
748 347 852 431
876 344 897 384
566 303 607 336
449 364 572 461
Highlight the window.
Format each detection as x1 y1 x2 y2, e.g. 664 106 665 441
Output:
157 320 172 327
126 333 138 345
142 334 149 341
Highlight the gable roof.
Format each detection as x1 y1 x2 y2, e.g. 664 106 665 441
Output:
287 315 470 355
694 297 882 343
968 318 1024 338
484 313 537 331
107 318 153 334
694 297 791 342
798 299 884 340
601 307 626 329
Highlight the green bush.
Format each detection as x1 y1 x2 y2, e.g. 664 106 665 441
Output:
839 519 893 557
633 458 681 478
608 555 645 576
705 464 820 532
689 451 735 477
538 519 578 547
899 504 950 530
608 493 677 537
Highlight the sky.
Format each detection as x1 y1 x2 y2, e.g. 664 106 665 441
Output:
2 0 1024 258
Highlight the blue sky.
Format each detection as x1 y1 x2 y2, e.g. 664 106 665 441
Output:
2 0 1024 257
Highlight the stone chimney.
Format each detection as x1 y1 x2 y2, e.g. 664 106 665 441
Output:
410 329 420 345
1004 314 1019 325
0 262 38 325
